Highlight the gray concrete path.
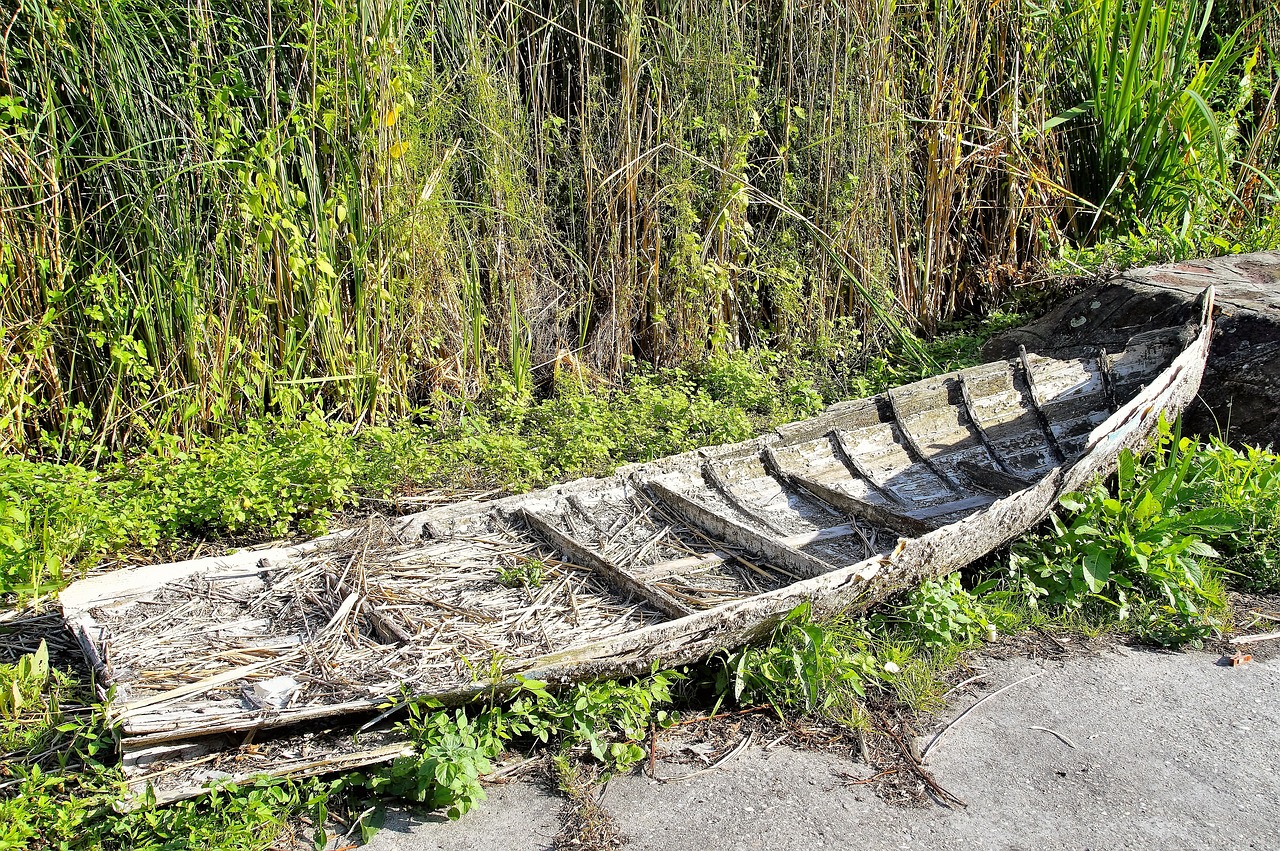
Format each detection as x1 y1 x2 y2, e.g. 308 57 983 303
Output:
362 646 1279 851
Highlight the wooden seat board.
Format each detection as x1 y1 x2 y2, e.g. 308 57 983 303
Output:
703 453 841 534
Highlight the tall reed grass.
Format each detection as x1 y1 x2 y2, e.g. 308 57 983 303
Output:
0 0 1272 457
1051 0 1243 232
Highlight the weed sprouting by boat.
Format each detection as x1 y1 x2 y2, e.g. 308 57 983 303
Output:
1006 418 1280 644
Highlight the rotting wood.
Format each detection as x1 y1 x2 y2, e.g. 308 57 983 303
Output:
56 288 1214 806
958 373 1023 482
336 580 413 646
700 458 792 536
903 494 995 522
885 385 968 496
643 480 835 577
956 461 1032 496
518 508 694 619
766 463 935 537
1097 347 1119 413
828 429 911 508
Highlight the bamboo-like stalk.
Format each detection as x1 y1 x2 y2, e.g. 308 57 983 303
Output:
12 0 1251 456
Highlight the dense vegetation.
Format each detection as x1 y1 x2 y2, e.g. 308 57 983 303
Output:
2 0 1280 847
1 0 1277 454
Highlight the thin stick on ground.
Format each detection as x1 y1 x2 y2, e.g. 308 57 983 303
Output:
920 672 1044 763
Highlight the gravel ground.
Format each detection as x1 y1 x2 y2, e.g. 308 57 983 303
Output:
358 644 1279 851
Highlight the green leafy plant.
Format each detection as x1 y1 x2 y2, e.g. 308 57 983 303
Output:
1167 434 1280 593
497 558 546 589
534 671 680 770
360 668 680 821
1010 423 1237 645
1049 0 1252 233
875 575 999 649
721 604 878 714
372 703 504 820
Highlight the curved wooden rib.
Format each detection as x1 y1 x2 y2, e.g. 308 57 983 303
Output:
1017 345 1068 463
1021 351 1113 460
1097 347 1118 413
634 521 883 583
762 446 936 535
957 373 1021 478
518 508 694 619
954 360 1060 481
885 384 979 497
701 458 801 536
829 429 912 508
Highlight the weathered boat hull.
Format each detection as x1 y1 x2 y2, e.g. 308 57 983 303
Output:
58 290 1214 803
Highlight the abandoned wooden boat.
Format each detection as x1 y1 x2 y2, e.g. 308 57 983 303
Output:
59 289 1215 803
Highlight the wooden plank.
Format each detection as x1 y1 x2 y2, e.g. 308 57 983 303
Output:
633 523 873 581
829 429 911 508
958 372 1024 482
956 361 1059 479
1097 347 1119 412
766 463 937 536
956 460 1032 496
773 397 884 445
701 458 792 535
118 658 292 717
134 737 416 807
780 523 866 548
517 508 694 620
644 481 835 578
905 493 995 521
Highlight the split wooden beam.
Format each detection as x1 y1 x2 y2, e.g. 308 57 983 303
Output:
1018 345 1068 463
517 507 695 619
643 480 834 578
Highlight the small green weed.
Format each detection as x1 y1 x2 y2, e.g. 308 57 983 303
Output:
497 558 547 589
0 640 49 723
358 668 680 822
872 575 999 650
720 604 879 716
1176 437 1280 593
